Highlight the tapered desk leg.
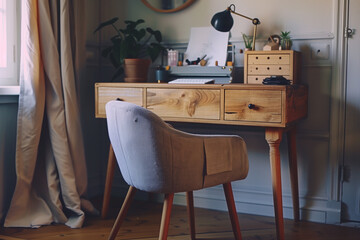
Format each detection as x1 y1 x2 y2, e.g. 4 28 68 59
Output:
101 144 116 219
265 128 285 240
287 126 300 222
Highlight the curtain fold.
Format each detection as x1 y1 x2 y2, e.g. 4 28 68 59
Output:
4 0 95 228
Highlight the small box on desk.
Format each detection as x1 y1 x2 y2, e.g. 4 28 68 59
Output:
244 50 301 84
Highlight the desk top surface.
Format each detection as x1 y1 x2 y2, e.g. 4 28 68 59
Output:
95 82 303 90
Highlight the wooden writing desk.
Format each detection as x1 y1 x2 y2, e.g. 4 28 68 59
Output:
95 83 308 240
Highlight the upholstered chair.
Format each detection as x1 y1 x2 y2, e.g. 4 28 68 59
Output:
105 100 249 240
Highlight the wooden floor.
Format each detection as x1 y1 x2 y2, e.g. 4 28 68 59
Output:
1 198 360 240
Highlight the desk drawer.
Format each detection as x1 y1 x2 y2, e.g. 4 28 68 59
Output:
247 75 291 84
146 88 220 119
248 65 290 76
96 87 143 117
224 90 282 123
248 54 290 65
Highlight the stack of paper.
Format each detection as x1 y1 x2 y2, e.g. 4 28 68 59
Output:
183 27 230 66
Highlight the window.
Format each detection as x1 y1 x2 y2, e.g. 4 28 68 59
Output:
0 0 19 86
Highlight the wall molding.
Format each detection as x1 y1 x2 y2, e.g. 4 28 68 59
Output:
163 32 336 47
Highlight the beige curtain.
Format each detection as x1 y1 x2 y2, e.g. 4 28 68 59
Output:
5 0 96 228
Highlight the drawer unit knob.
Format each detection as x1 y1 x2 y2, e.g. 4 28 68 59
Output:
248 104 255 109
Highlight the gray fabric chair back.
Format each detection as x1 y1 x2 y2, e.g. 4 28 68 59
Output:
106 100 248 194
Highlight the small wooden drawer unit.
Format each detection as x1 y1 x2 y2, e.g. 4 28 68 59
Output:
244 50 301 84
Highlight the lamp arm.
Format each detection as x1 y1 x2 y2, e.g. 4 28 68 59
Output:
229 9 254 23
227 5 260 50
252 25 258 51
230 10 261 26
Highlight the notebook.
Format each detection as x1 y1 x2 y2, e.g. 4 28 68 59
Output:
168 78 215 84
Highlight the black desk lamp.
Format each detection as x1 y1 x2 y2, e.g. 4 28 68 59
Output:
211 4 260 50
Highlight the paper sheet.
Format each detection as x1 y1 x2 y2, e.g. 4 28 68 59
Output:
184 27 229 66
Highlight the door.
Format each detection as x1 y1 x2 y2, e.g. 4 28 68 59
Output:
342 0 360 222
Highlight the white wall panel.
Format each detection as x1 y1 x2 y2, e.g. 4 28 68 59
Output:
122 0 335 42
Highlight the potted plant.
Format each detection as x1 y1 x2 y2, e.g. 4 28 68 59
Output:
242 33 253 51
280 31 292 50
94 18 165 82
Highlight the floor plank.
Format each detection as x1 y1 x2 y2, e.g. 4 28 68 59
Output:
1 199 360 240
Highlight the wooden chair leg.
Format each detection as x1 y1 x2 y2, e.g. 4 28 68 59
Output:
186 191 196 240
223 182 242 240
159 193 174 240
108 186 137 240
102 144 117 219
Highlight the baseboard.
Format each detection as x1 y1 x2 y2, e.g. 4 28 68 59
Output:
104 183 341 224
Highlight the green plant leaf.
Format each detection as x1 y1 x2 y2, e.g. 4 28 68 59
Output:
134 29 146 41
94 17 119 33
147 43 164 61
124 19 144 25
280 31 291 39
242 33 253 48
146 28 162 43
119 38 130 60
124 19 145 32
95 18 165 74
153 31 162 43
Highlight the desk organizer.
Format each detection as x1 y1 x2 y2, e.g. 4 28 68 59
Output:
244 50 301 84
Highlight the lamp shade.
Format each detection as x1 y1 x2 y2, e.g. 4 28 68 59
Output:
211 9 233 32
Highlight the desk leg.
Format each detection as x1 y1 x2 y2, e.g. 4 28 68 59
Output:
101 144 116 219
287 126 300 222
265 128 285 240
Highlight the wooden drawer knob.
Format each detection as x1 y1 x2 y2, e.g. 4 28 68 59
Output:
248 104 255 109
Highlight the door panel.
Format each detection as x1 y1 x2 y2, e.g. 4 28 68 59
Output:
342 0 360 222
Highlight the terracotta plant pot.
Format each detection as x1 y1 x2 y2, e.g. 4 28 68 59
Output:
124 58 151 83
